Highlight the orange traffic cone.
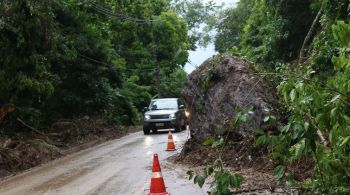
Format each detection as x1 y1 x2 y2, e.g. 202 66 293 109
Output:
148 153 169 195
166 131 176 151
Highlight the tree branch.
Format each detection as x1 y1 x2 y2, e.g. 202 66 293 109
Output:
316 128 329 147
298 5 324 67
307 115 330 147
16 117 45 136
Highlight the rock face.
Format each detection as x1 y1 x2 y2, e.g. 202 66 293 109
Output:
182 55 279 142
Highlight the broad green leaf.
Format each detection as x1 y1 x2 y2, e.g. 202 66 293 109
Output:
281 123 291 133
230 174 244 188
274 165 284 180
256 135 266 145
340 136 350 146
194 175 205 188
204 166 214 177
294 139 305 159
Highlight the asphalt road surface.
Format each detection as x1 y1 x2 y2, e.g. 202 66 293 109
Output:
0 129 208 195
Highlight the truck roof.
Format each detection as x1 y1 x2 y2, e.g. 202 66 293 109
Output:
152 98 178 101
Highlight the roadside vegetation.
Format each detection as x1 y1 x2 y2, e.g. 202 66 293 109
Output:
0 0 219 177
1 0 350 194
185 0 350 193
0 0 192 129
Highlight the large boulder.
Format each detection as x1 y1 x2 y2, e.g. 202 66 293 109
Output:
182 55 279 142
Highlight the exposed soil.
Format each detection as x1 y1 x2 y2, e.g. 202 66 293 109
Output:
172 138 314 194
0 116 140 178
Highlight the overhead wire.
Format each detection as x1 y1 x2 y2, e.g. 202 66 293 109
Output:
59 28 157 72
76 1 189 74
77 53 157 72
87 1 159 24
187 60 198 68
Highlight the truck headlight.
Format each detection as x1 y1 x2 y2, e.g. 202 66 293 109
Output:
185 111 190 117
169 113 176 119
144 115 151 120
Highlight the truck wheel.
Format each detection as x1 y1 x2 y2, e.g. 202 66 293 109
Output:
143 127 150 135
180 119 186 131
175 124 181 132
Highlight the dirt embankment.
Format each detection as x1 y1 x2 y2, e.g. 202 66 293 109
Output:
0 117 139 178
173 138 313 194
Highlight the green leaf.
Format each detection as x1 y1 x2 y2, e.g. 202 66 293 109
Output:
293 139 306 159
340 136 350 146
285 179 295 188
304 122 310 131
290 89 296 102
330 94 341 103
330 107 337 119
292 128 301 140
204 166 214 177
187 170 194 180
230 174 244 188
212 137 224 148
202 137 215 146
281 123 291 133
257 129 265 135
263 116 270 122
194 175 206 188
274 165 284 180
256 135 266 145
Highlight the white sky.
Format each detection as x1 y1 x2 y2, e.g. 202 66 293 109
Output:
184 0 238 73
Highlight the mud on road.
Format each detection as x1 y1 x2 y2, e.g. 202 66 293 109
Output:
0 130 208 195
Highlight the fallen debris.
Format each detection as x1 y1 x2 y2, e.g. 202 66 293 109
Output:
0 116 139 178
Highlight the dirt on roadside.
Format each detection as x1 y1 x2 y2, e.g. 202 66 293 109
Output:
0 117 140 178
171 138 313 194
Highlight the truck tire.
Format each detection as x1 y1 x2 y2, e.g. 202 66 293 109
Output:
143 127 150 135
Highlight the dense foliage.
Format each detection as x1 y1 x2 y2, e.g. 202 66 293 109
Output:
215 0 350 192
0 0 193 130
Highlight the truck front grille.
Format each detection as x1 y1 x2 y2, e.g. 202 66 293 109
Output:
150 114 169 119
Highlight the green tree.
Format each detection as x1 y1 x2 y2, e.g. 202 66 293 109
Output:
214 0 254 53
171 0 223 47
0 0 56 126
160 68 187 98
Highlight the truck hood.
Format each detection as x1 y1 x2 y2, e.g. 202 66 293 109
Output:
145 109 177 115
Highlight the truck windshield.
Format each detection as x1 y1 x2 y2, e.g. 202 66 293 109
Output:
149 100 178 110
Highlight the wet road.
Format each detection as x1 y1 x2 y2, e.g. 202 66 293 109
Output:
0 130 208 195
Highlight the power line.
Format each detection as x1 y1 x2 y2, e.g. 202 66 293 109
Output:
77 53 156 72
87 1 159 24
187 60 198 68
60 30 158 72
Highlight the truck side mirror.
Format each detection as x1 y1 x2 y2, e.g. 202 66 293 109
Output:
143 107 148 112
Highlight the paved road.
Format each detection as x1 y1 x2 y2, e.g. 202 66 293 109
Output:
0 130 208 195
